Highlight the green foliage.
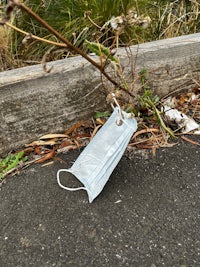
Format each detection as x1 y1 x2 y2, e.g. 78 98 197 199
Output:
0 151 27 181
140 68 148 88
140 89 160 110
93 111 111 119
85 40 119 63
140 89 175 138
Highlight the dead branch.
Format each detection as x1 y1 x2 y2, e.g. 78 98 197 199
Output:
6 22 68 48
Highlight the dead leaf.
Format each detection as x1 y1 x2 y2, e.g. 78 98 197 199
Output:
26 140 57 147
65 121 84 135
181 135 200 146
73 133 91 139
152 146 157 156
74 139 80 148
35 150 56 163
41 161 54 167
136 144 159 149
179 93 190 106
39 134 68 140
34 146 41 155
22 147 34 154
132 128 159 140
59 139 73 149
129 138 154 147
96 118 106 125
57 145 77 154
90 125 102 140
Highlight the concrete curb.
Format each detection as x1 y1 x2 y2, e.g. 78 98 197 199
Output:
1 33 200 154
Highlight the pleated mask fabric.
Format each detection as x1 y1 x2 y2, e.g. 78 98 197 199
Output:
57 107 137 203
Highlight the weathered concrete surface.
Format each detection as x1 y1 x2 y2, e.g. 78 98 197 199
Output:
0 138 200 266
1 33 200 154
0 59 108 155
120 33 200 96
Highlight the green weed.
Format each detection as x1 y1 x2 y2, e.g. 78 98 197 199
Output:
0 151 27 181
93 111 111 119
140 89 175 138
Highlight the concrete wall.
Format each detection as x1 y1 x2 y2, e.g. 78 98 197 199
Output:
1 33 200 154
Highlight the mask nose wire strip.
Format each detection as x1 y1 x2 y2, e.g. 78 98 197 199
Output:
57 169 92 196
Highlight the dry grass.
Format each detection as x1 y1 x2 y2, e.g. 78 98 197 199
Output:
157 0 200 39
0 27 9 71
0 0 200 70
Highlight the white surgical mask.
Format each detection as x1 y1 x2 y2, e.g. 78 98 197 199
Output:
57 102 137 203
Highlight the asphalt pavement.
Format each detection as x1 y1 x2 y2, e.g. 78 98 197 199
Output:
0 138 200 267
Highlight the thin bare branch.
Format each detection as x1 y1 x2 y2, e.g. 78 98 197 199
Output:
5 22 68 48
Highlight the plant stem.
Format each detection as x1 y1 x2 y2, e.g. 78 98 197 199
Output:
154 107 176 138
6 22 68 48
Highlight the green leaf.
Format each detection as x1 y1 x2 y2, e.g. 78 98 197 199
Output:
0 151 27 180
85 40 119 63
93 111 111 119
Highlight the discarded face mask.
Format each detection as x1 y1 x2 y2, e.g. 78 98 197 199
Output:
57 106 137 203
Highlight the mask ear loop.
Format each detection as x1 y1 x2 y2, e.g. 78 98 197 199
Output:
111 93 124 126
57 169 87 191
57 169 92 196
